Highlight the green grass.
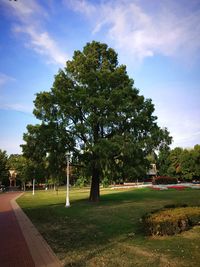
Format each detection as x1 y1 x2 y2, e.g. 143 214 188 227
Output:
17 187 200 267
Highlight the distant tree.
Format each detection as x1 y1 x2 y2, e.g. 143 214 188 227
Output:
167 147 183 178
23 41 172 201
180 149 195 180
8 154 29 189
178 145 200 181
193 145 200 179
157 147 171 176
161 145 200 181
8 154 46 190
21 123 73 188
0 149 9 186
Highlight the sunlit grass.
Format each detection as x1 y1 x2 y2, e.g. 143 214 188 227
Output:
17 187 200 267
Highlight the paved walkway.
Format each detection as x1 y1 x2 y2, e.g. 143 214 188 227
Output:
0 192 62 267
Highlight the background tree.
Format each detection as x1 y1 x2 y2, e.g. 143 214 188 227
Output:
8 154 46 190
167 147 183 178
23 41 172 201
193 145 200 179
157 147 171 176
180 149 195 180
21 123 74 189
157 145 200 181
0 149 9 186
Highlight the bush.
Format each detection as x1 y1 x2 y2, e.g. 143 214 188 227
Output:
75 176 88 187
101 177 110 188
143 206 200 236
153 176 178 185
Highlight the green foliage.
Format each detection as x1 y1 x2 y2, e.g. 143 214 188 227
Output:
101 176 110 187
143 206 200 236
23 41 172 201
0 149 9 185
167 147 183 177
158 144 200 181
21 123 70 186
193 145 200 178
153 176 178 185
181 149 195 180
157 147 171 176
75 176 89 187
8 154 46 188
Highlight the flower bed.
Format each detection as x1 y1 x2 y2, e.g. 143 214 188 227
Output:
150 184 193 191
167 185 187 190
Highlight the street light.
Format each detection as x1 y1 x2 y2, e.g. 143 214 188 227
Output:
65 153 71 207
32 169 35 195
32 178 35 195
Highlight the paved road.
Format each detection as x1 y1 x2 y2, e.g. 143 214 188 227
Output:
0 192 35 267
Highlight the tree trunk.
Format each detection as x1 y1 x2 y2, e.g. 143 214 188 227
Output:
89 123 100 202
89 163 100 202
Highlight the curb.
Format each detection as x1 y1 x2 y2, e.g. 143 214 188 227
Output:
11 193 62 267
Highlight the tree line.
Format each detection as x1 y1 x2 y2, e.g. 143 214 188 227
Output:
0 151 45 189
1 144 199 191
157 145 200 181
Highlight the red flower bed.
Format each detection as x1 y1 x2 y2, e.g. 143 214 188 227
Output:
150 187 161 190
167 186 187 190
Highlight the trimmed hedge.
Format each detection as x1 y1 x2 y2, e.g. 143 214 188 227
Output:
143 206 200 236
152 176 178 185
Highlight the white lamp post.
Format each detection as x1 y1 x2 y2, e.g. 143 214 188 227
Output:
32 178 35 195
65 153 71 207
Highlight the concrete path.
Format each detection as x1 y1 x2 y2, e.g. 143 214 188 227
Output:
0 192 62 267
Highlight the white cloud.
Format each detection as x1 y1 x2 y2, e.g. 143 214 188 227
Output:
0 73 15 87
67 0 200 65
66 0 95 16
4 0 47 20
2 0 67 65
13 25 66 65
0 103 33 114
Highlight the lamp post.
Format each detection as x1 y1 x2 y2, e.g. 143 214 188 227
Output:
65 153 71 207
32 169 35 195
32 178 35 195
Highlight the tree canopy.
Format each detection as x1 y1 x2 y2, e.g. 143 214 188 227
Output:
0 149 9 186
157 144 200 180
22 41 172 201
8 154 44 190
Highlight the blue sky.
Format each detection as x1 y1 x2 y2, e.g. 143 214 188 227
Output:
0 0 200 155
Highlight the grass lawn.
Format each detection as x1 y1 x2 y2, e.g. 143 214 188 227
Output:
17 187 200 267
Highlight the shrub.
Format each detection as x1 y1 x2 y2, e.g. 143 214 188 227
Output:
152 176 178 185
75 176 88 187
101 177 110 188
143 206 200 236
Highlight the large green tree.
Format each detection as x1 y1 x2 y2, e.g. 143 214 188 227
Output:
0 149 9 186
23 41 171 201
